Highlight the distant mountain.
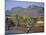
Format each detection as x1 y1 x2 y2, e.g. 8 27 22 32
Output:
5 5 44 17
5 10 11 16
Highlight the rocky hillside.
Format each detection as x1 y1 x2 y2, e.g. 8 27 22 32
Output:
5 6 44 17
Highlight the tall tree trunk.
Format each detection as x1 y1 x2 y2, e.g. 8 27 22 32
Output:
26 18 37 33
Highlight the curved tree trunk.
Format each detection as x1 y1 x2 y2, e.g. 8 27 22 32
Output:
26 18 37 33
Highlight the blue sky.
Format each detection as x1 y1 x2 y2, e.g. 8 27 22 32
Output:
6 0 44 10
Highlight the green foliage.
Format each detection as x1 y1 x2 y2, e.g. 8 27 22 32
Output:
10 13 32 24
